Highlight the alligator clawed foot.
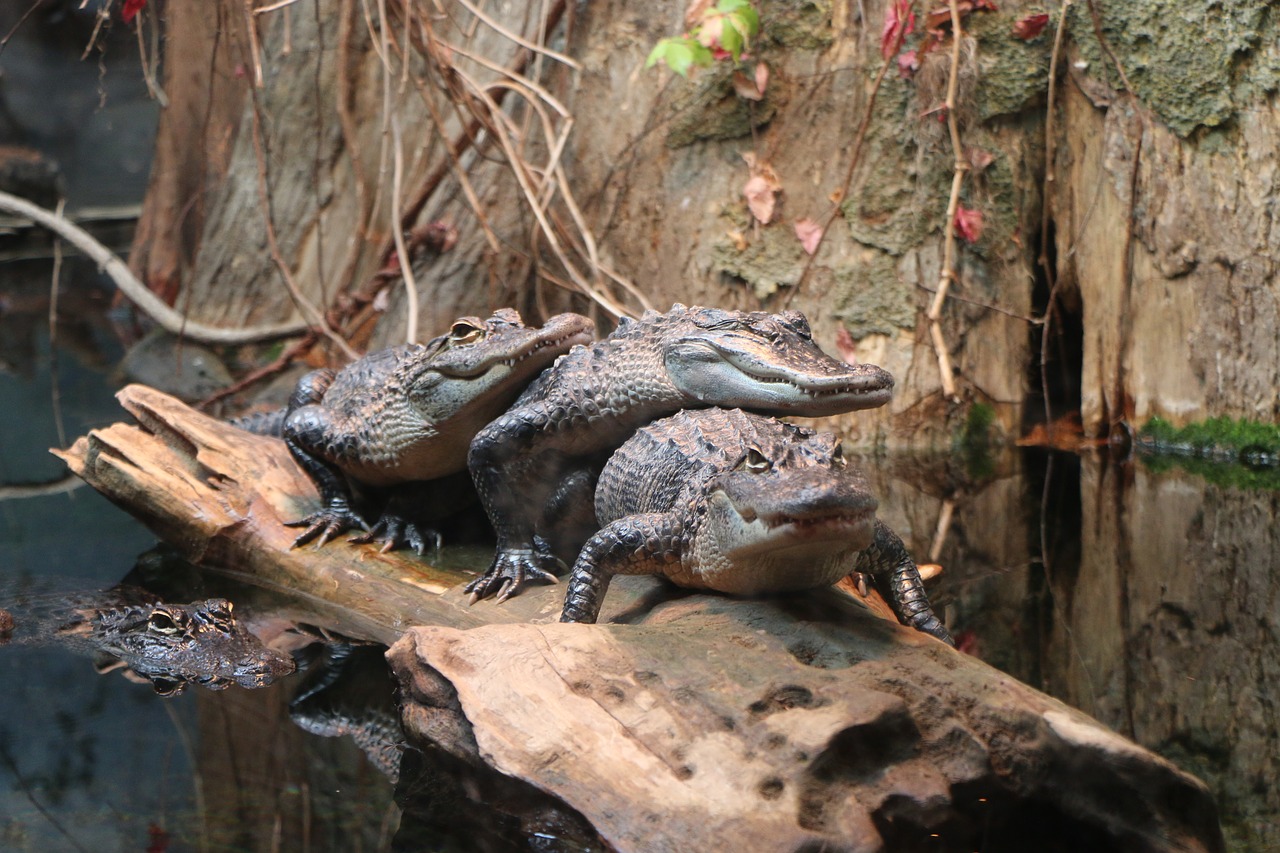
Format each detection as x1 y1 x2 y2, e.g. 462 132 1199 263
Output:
465 548 560 605
350 515 443 555
285 505 369 548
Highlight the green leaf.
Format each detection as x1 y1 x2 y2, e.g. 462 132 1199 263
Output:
689 41 715 68
731 5 760 39
716 0 751 13
667 41 695 76
719 19 743 59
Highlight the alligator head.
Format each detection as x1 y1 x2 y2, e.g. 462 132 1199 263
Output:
399 308 594 422
694 430 879 594
661 306 893 415
68 598 296 695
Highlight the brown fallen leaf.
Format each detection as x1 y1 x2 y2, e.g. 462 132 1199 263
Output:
732 69 763 101
1013 13 1050 40
741 152 781 225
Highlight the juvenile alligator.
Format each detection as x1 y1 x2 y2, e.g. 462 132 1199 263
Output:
559 408 953 644
2 591 296 694
241 309 594 551
466 304 895 603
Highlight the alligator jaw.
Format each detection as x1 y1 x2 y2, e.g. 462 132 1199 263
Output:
434 312 594 379
665 338 894 415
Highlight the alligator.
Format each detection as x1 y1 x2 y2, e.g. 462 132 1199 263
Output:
465 304 896 603
559 408 953 644
240 309 594 552
2 591 296 694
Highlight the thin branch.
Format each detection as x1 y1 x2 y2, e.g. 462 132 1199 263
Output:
391 115 421 342
196 332 317 410
0 190 313 344
925 0 968 401
453 0 580 70
49 199 67 450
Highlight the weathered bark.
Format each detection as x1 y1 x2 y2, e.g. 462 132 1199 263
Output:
1054 4 1280 433
55 387 1224 852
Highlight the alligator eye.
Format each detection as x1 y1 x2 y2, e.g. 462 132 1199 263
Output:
150 678 185 697
448 321 485 345
148 610 181 635
738 448 772 473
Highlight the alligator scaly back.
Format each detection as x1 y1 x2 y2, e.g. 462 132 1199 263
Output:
275 309 594 552
466 304 897 604
559 408 953 645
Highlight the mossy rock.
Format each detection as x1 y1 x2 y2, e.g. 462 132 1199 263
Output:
665 63 779 148
712 222 807 299
840 80 950 255
969 9 1053 120
1067 1 1278 138
831 249 916 339
761 0 834 50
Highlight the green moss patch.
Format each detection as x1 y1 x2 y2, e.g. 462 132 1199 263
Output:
1067 1 1279 138
1137 415 1280 490
665 64 779 148
970 10 1053 120
831 250 916 339
712 220 808 299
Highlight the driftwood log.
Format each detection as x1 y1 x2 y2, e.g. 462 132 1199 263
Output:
58 385 1225 852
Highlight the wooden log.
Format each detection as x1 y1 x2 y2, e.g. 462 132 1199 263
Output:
57 385 1225 852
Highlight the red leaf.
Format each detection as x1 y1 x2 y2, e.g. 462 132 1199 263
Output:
122 0 146 22
793 218 824 255
1012 13 1050 40
835 325 859 364
881 1 916 60
953 205 985 243
897 49 920 78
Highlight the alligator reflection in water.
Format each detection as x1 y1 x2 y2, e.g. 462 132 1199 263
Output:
0 585 296 694
868 449 1279 852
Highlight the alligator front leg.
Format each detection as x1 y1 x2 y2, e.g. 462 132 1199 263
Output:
856 520 954 645
282 369 369 547
560 514 683 623
466 403 570 602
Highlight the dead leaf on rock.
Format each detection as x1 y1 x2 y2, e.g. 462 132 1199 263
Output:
794 218 823 255
953 205 985 243
725 229 748 251
684 0 714 27
732 70 763 101
741 153 781 225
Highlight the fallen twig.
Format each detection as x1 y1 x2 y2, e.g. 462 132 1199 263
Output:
0 190 313 345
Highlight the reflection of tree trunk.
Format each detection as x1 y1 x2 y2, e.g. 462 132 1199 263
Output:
1049 457 1280 848
196 680 396 851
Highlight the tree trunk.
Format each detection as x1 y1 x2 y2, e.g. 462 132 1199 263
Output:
128 0 1062 446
